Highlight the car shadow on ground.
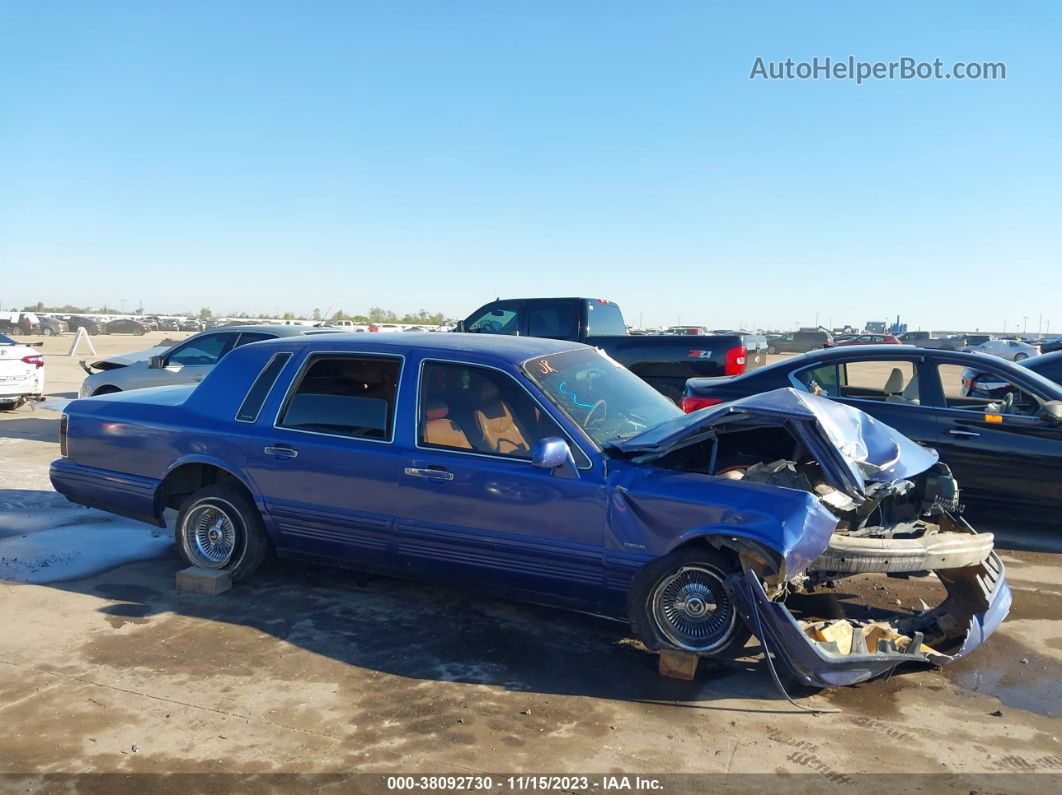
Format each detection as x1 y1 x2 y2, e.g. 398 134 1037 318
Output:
0 415 60 442
36 550 823 714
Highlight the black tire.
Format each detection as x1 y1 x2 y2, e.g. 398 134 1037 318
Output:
92 385 122 396
1014 353 1028 361
175 485 268 581
0 400 20 412
767 345 777 355
43 327 55 336
629 545 751 657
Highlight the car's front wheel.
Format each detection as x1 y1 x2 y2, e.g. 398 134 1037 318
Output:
629 546 751 657
43 327 55 336
1014 353 1028 361
175 485 269 581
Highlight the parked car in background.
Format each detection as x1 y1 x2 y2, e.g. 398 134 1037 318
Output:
897 331 966 350
0 312 41 336
683 345 1062 515
155 317 181 331
834 333 900 346
368 323 402 332
66 315 103 335
104 318 150 336
1041 337 1062 354
179 319 205 332
457 297 766 403
38 315 69 336
78 324 338 397
967 338 1040 361
53 333 1009 687
0 332 45 410
766 330 833 354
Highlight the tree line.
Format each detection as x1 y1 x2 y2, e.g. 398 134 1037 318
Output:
20 302 447 325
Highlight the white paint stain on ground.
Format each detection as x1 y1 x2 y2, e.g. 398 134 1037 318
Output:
0 491 174 584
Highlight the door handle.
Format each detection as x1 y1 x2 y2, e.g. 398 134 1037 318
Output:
264 445 299 459
404 466 454 481
947 429 981 438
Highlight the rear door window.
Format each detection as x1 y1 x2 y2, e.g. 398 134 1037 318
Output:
234 332 277 347
526 302 578 339
278 355 402 441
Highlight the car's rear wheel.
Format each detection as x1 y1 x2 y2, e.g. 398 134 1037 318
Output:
175 485 268 581
1014 353 1028 361
767 345 777 354
0 399 21 412
92 385 121 396
43 327 55 336
630 546 751 656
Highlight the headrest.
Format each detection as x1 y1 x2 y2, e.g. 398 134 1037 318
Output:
425 399 448 421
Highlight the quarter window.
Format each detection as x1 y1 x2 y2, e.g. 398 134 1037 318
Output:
278 355 401 440
237 353 292 423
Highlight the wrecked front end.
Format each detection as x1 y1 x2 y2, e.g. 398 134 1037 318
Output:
615 388 1011 687
731 549 1011 688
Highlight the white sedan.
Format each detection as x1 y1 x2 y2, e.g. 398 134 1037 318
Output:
968 338 1041 361
0 332 45 410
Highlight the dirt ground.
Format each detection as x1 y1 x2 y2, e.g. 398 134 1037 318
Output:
1 333 1060 790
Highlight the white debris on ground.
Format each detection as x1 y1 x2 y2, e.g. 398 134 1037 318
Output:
0 490 174 584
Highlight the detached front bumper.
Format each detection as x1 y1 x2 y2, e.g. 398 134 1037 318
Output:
730 553 1011 688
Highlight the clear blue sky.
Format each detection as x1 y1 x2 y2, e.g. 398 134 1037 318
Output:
2 1 1059 331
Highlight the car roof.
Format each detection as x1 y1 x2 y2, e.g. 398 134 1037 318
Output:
248 331 589 362
199 324 335 337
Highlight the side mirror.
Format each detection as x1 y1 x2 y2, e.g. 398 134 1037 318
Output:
1040 400 1062 424
454 320 466 333
149 355 165 369
531 437 579 479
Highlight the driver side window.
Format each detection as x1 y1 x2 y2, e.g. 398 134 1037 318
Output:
419 361 566 460
167 333 236 367
937 364 1042 416
467 303 521 335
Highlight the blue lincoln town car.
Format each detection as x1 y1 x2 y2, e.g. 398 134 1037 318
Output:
51 334 1010 687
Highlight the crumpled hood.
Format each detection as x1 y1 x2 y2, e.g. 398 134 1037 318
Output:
90 346 171 370
611 387 938 496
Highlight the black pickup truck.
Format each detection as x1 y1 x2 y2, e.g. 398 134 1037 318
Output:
456 297 766 402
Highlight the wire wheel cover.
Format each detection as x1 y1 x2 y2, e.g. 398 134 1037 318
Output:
651 565 736 652
185 504 238 568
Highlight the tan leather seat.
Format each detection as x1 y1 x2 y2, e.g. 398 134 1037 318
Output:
473 380 530 456
423 400 472 449
883 367 905 397
885 371 920 405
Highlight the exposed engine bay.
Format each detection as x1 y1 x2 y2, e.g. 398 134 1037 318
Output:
646 417 1009 686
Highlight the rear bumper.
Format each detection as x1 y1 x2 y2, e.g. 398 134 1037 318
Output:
50 459 163 526
730 553 1011 688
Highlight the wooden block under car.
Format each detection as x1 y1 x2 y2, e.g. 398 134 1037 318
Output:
658 649 700 680
176 566 232 595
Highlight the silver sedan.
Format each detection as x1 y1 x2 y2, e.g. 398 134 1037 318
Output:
967 338 1041 362
78 325 341 397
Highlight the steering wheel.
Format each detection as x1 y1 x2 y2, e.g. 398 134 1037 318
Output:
1000 392 1014 414
585 400 608 430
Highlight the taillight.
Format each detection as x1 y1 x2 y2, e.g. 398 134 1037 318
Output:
723 345 747 376
681 396 724 413
21 355 44 368
60 414 69 457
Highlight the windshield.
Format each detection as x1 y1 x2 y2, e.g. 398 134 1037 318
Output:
523 348 681 446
